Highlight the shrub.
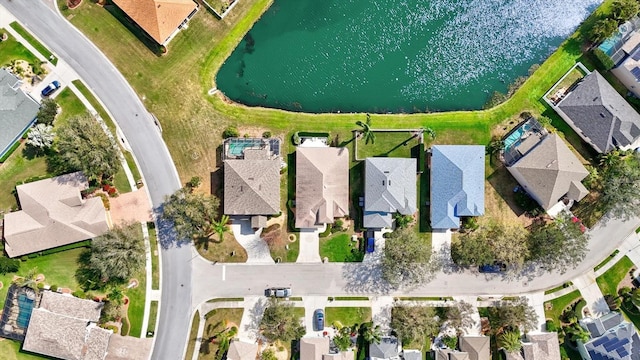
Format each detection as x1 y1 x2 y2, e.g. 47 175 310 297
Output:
593 48 615 70
37 282 44 290
619 286 632 296
222 126 239 139
50 285 58 292
546 320 558 332
334 219 344 232
0 257 20 274
319 224 333 238
442 335 458 349
292 132 301 145
262 131 272 138
72 290 86 298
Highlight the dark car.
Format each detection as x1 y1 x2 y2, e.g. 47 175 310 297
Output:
41 81 60 97
479 262 506 273
366 238 375 253
264 287 292 298
313 309 325 331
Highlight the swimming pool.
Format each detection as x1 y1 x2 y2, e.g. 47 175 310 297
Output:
16 293 34 329
504 122 533 150
599 32 623 55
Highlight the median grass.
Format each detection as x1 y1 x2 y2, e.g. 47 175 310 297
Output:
596 256 635 297
146 301 159 336
184 311 200 360
9 22 57 65
148 223 160 290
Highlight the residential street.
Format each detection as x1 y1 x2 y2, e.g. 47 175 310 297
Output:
0 1 187 359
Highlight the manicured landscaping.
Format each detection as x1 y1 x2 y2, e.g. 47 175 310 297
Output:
9 22 57 65
325 307 372 328
196 232 248 263
594 250 620 272
0 30 40 67
596 256 634 297
320 233 363 262
199 308 244 360
146 301 159 336
148 223 160 290
184 311 200 360
544 290 582 329
55 88 88 125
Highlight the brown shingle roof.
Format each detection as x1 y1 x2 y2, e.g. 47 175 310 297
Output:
522 333 561 360
295 147 349 228
507 134 589 210
3 172 109 258
224 158 280 216
111 0 197 44
227 340 259 360
105 335 153 360
300 337 330 360
22 292 110 360
459 336 491 360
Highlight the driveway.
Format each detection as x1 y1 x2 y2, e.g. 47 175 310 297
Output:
432 229 452 266
297 227 322 263
572 271 610 317
230 218 274 264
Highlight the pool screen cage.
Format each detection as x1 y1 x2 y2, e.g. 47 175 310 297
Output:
0 284 39 342
501 117 547 166
223 137 281 160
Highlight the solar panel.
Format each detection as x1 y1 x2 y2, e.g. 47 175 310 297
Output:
632 47 640 61
631 67 640 80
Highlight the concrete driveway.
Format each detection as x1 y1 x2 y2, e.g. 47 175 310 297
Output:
230 218 274 264
297 227 322 263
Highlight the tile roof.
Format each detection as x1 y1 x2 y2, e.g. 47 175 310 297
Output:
300 337 330 360
3 172 109 258
227 340 259 360
0 68 39 157
22 292 111 360
224 158 280 216
363 157 417 228
460 335 491 360
557 71 640 153
402 350 422 360
104 335 153 360
111 0 197 45
507 134 589 210
430 145 485 229
295 147 349 228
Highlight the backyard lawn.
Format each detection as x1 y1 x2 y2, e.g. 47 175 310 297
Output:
596 256 635 297
0 339 46 360
355 131 421 160
325 307 371 328
320 233 363 262
0 143 49 215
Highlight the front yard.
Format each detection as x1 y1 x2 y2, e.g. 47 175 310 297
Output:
325 307 371 328
596 256 634 297
196 232 248 263
198 308 244 360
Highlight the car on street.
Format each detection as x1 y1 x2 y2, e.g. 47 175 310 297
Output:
264 287 292 298
313 309 325 331
479 262 506 273
41 80 60 97
366 238 375 253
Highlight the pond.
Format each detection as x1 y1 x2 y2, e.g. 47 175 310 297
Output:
216 0 602 113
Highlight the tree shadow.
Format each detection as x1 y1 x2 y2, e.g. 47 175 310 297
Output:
486 164 526 217
154 205 193 250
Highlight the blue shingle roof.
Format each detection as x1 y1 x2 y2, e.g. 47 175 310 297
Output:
430 145 485 229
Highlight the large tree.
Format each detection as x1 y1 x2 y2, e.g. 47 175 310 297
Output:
382 227 439 288
599 151 640 220
588 18 619 43
77 223 145 289
259 298 306 343
612 0 640 22
443 300 476 334
161 187 221 242
390 305 441 345
488 297 538 334
26 123 55 151
36 98 58 126
452 223 529 270
527 212 589 273
55 115 119 180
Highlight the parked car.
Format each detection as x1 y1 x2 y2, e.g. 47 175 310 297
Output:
479 262 506 273
41 80 60 97
366 238 375 253
264 287 292 298
313 309 325 331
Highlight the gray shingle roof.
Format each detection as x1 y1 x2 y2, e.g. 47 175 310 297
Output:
557 71 640 153
507 134 589 210
369 336 399 359
295 147 349 228
521 332 561 360
223 158 280 215
460 335 491 360
430 145 485 229
3 172 109 258
227 340 259 360
364 157 417 228
0 68 39 157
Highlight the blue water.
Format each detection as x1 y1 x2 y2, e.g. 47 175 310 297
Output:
16 293 34 329
504 122 533 150
599 33 622 55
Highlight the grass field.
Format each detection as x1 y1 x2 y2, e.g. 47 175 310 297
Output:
0 30 39 67
9 22 57 65
325 307 372 328
596 256 635 297
320 233 363 262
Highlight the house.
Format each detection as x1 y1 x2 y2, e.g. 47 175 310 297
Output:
295 146 349 229
110 0 199 46
432 335 490 360
554 71 640 153
369 336 401 360
223 138 281 228
505 125 589 214
3 172 109 258
430 145 485 229
503 332 561 360
299 337 354 360
402 350 423 360
0 68 39 159
363 157 417 229
22 291 112 359
578 312 640 360
227 340 259 360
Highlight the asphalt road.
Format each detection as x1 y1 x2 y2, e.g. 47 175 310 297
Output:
0 2 190 359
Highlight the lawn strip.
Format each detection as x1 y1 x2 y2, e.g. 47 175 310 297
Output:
9 22 57 65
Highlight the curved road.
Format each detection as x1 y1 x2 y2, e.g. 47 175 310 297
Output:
0 1 190 359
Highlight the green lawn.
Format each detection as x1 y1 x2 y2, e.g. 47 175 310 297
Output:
71 80 117 134
124 225 147 337
0 339 47 360
0 143 49 215
543 290 582 328
596 256 635 296
0 30 39 67
55 88 89 126
320 233 363 262
146 301 159 336
149 223 160 290
184 311 200 360
325 307 372 328
9 22 57 65
356 131 421 160
200 308 244 360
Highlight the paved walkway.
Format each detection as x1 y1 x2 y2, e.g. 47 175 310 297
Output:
572 271 610 317
452 296 482 335
297 227 322 263
230 219 274 264
524 292 547 333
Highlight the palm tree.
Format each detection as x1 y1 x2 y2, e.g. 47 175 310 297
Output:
356 114 376 145
599 149 622 169
107 287 124 306
566 323 590 343
12 267 39 294
361 323 382 345
498 331 522 354
212 214 230 242
631 289 640 309
424 127 436 140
